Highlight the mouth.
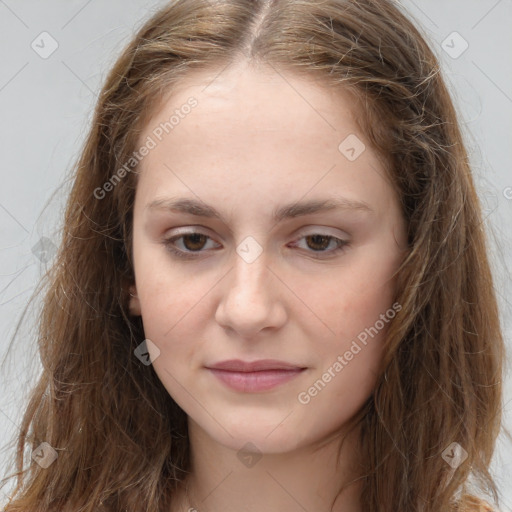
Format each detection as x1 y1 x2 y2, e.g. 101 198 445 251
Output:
205 359 307 392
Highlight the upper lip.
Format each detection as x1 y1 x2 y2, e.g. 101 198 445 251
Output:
206 359 306 372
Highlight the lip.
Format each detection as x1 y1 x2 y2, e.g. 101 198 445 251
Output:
205 359 307 392
207 359 305 372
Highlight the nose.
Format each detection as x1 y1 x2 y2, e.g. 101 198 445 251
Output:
215 247 287 339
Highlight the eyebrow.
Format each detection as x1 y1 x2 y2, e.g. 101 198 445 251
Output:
146 196 374 223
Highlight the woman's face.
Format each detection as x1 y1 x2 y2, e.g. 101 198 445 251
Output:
129 61 407 453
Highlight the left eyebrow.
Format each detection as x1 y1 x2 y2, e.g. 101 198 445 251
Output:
146 196 375 223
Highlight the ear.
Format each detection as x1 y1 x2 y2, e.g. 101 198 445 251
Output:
128 284 141 316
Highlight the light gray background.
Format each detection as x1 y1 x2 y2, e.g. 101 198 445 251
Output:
0 0 511 508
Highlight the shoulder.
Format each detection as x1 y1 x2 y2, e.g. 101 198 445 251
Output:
457 494 496 512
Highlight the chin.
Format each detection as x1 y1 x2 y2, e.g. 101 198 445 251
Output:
192 412 314 456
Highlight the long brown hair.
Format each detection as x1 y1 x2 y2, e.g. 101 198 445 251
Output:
1 1 505 511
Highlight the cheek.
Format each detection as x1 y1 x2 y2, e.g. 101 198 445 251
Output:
134 261 218 373
138 283 204 406
296 288 394 434
134 247 215 338
297 253 398 404
138 282 205 354
304 253 399 344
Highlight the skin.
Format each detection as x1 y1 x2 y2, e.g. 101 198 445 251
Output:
129 59 408 512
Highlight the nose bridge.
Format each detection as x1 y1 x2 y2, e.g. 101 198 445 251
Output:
230 237 269 297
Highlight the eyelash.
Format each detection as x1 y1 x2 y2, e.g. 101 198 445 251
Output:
162 231 349 260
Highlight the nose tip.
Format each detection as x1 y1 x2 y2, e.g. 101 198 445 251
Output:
214 252 286 338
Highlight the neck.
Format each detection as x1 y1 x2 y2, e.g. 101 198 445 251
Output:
175 418 364 512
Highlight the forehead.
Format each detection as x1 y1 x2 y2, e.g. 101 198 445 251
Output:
134 61 397 219
140 60 362 149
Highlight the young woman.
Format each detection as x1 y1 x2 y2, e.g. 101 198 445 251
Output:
1 0 505 511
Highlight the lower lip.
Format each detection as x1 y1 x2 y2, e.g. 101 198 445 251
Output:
207 368 305 392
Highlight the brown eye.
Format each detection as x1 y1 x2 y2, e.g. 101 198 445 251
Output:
304 234 331 251
181 233 208 251
291 233 349 259
163 231 220 260
164 230 348 261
